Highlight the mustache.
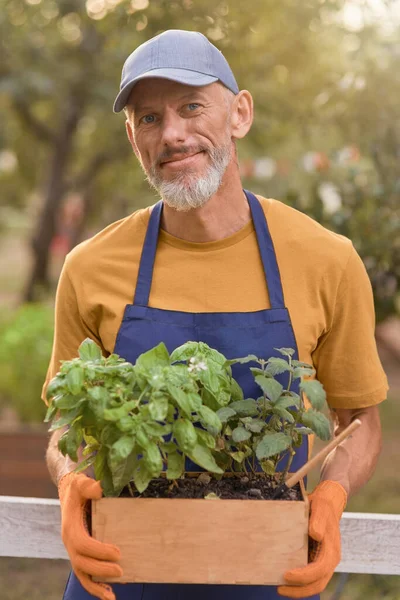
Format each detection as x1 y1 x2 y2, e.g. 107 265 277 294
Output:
155 145 209 166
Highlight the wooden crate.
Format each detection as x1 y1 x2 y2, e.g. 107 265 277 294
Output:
92 480 309 585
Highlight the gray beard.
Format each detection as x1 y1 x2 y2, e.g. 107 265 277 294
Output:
145 143 232 212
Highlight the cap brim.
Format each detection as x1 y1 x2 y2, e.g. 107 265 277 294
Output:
113 68 218 113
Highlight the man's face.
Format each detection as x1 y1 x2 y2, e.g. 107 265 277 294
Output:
125 79 234 211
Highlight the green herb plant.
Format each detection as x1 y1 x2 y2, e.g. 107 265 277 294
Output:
45 339 240 496
45 340 331 497
216 348 331 482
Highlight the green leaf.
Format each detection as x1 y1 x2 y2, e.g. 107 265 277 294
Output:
228 354 259 365
48 404 83 431
117 416 135 432
187 393 202 411
109 435 136 469
230 378 244 402
265 357 292 376
256 432 292 460
100 461 115 497
300 380 327 410
136 428 150 450
201 388 221 411
196 428 216 449
45 377 66 401
295 426 314 435
293 366 316 378
292 360 314 369
232 426 252 443
302 410 332 441
148 396 169 421
198 368 219 394
78 338 103 362
173 419 198 453
111 451 138 494
260 459 276 475
132 459 153 494
166 452 184 480
143 442 163 476
136 343 170 371
44 401 58 423
94 447 108 482
272 406 295 423
254 376 283 404
187 444 223 473
53 394 82 410
274 348 295 357
88 386 110 403
66 365 84 395
250 367 265 377
58 431 69 456
228 399 259 417
74 454 96 474
103 400 136 421
243 418 265 433
229 451 245 463
66 422 84 462
170 342 200 363
198 406 222 435
143 422 172 438
167 384 193 417
275 394 301 410
100 425 121 448
216 406 237 423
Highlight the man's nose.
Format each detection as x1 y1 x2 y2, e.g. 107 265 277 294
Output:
160 109 187 147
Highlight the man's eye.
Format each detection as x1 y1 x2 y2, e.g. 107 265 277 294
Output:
141 115 155 124
187 103 200 111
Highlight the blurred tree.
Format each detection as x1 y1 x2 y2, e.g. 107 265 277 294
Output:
0 0 398 321
1 0 347 300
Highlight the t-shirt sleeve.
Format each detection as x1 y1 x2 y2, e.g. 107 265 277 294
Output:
41 260 105 404
312 244 389 409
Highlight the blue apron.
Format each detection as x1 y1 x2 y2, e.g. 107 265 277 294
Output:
63 190 318 600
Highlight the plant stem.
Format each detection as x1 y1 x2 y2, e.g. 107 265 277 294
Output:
286 355 293 393
279 427 296 484
127 482 135 497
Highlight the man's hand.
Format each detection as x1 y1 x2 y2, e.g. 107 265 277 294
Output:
278 480 347 598
58 472 123 600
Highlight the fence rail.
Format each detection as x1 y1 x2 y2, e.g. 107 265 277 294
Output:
1 496 400 575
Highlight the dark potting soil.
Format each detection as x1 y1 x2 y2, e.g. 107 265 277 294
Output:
121 474 301 501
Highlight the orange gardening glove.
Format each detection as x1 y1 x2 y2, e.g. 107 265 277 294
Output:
58 472 123 600
278 480 347 598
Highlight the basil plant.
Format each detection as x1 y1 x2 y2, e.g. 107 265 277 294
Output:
45 340 331 496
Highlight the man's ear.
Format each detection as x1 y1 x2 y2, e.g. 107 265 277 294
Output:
230 90 253 140
125 118 139 156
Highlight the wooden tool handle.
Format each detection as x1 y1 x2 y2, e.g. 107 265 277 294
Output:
285 418 361 489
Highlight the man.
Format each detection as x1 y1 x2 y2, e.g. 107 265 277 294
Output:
44 29 388 600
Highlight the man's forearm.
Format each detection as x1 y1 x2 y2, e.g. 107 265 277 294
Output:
320 404 382 498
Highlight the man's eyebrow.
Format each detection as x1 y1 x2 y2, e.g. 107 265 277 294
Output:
133 92 207 113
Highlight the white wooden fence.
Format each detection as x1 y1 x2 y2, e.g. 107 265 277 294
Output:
1 496 400 576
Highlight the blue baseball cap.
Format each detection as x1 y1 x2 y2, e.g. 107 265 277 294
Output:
113 29 239 113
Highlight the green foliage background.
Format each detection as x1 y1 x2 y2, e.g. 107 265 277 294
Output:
0 0 399 314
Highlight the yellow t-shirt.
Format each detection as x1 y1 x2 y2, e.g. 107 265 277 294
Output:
42 196 388 409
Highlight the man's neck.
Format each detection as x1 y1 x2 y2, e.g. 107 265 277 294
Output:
159 168 251 243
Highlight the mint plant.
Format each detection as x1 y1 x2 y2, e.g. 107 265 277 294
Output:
215 348 331 482
45 340 331 496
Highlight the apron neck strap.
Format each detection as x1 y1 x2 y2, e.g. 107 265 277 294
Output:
244 189 285 308
133 192 285 309
133 200 163 306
